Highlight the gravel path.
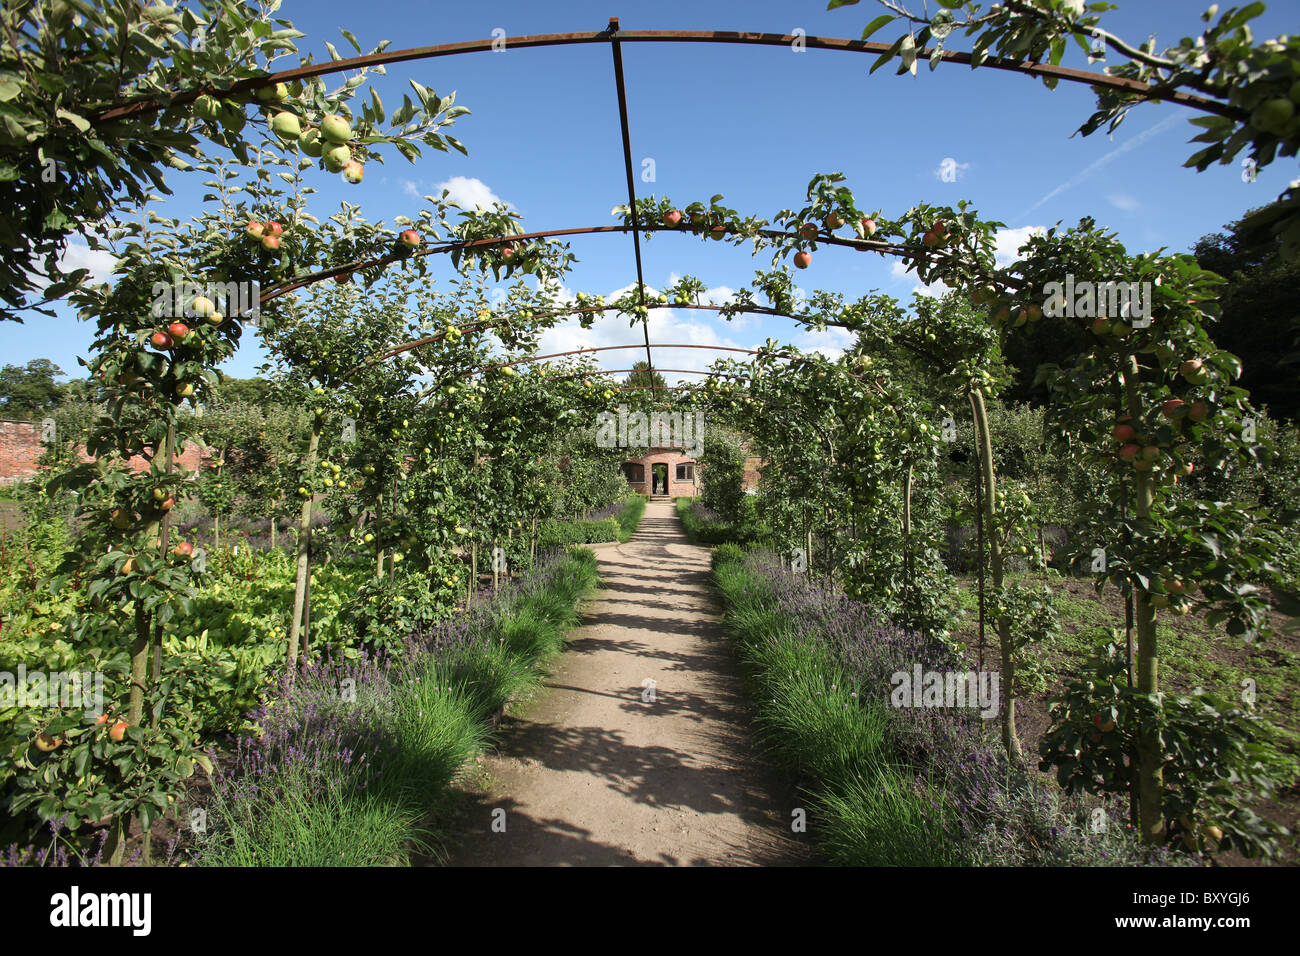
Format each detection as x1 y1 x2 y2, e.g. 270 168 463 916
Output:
447 499 808 866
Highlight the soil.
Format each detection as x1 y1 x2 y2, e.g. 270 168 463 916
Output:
443 500 810 866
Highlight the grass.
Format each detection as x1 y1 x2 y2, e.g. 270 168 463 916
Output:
710 550 1176 867
192 546 598 867
614 494 646 542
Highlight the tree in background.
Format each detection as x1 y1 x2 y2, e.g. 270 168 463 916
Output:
0 359 66 418
1194 208 1300 421
699 428 748 526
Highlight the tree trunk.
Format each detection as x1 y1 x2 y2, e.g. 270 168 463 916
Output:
1122 353 1164 844
970 388 1023 767
287 419 320 668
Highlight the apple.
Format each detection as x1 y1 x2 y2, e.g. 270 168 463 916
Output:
860 217 877 236
110 508 133 529
824 213 844 230
1187 400 1210 422
35 732 61 752
663 209 682 227
1165 578 1186 595
1140 445 1161 462
262 234 281 253
922 230 940 247
793 251 811 269
95 713 110 725
245 220 265 241
501 245 516 261
1112 423 1137 443
121 556 136 575
320 113 352 144
1092 713 1116 733
399 229 421 248
324 145 351 173
1149 593 1170 608
205 312 224 326
799 223 818 240
299 128 323 157
177 382 195 398
109 721 128 742
167 321 190 341
173 541 194 558
160 496 174 511
341 160 364 184
1161 398 1186 418
1119 443 1141 461
709 224 726 240
1176 461 1194 477
1024 304 1043 321
931 220 948 238
992 305 1011 324
270 111 301 141
1180 359 1209 384
255 82 288 103
265 221 284 237
150 331 173 350
335 271 353 284
194 94 222 123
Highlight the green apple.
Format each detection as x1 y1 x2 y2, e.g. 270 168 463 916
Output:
299 128 323 157
320 113 352 144
323 145 351 173
270 111 301 141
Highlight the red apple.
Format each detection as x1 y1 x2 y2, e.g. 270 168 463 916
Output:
824 213 844 230
167 321 190 340
1187 400 1210 422
501 245 516 261
245 220 265 241
150 331 173 350
860 217 877 237
1180 359 1209 384
109 721 128 742
793 251 812 269
173 541 194 558
663 209 682 227
799 223 818 241
399 229 421 248
160 496 174 511
265 221 284 237
262 234 281 253
1119 443 1141 461
1162 398 1186 418
1113 423 1137 443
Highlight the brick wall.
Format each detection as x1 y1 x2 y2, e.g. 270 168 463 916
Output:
0 419 210 485
621 447 701 497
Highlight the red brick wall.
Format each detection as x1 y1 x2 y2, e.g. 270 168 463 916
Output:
0 419 209 485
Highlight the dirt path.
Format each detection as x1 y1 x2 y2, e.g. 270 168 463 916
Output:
446 499 808 866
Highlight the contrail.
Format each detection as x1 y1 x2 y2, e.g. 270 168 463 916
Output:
1018 112 1185 218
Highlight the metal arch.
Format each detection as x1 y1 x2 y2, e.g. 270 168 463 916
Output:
98 25 1240 125
259 221 1012 307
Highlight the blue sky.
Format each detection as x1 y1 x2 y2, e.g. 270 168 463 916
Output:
7 0 1299 385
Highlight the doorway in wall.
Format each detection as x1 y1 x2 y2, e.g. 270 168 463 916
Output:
651 462 668 496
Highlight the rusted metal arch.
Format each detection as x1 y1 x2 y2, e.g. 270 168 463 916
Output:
97 22 1241 125
260 221 1015 308
355 299 947 382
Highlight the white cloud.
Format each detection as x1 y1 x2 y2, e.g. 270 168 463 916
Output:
435 175 506 211
934 157 970 182
402 179 421 199
535 285 747 386
1108 192 1140 212
994 225 1048 266
48 239 118 289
